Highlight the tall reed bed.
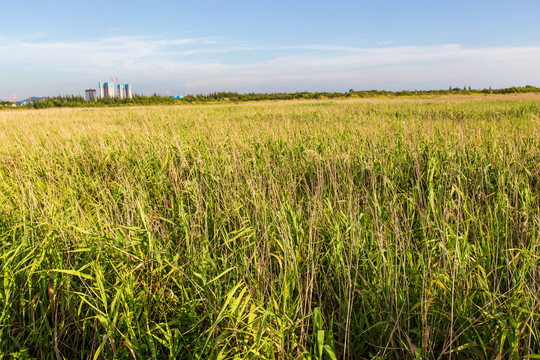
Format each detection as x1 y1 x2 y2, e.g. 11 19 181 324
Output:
0 98 539 359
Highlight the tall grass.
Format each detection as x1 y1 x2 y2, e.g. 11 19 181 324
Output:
0 98 539 359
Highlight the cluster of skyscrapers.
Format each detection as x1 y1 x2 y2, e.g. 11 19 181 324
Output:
85 81 133 101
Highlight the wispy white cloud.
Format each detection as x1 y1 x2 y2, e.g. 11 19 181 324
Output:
1 35 540 95
181 44 540 92
0 36 222 67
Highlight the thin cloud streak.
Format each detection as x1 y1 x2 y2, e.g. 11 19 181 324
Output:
1 35 540 95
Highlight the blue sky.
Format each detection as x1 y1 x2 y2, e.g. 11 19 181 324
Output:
1 0 540 97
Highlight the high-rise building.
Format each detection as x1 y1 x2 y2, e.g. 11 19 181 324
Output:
118 84 125 99
125 84 133 99
117 84 133 99
99 82 115 99
85 89 97 102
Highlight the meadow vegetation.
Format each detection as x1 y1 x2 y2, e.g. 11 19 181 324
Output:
0 96 539 359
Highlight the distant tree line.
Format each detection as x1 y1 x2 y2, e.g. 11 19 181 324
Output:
1 85 540 110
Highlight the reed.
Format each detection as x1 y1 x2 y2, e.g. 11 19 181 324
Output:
0 98 539 359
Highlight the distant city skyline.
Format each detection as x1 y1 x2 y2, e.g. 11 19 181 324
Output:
1 0 540 98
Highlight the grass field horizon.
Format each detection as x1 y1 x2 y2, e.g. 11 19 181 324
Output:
1 95 539 359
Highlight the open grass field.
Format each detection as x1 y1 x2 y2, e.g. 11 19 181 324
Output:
1 95 539 359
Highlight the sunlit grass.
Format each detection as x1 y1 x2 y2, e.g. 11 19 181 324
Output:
0 98 539 359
